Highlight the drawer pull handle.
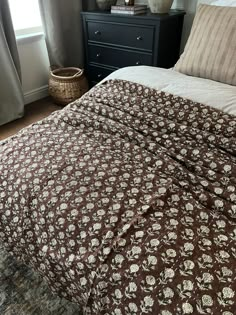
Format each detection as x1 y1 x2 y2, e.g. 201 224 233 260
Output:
137 36 143 41
136 61 141 65
95 30 101 35
97 74 102 79
96 53 101 58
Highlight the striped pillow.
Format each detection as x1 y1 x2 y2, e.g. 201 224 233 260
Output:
174 4 236 86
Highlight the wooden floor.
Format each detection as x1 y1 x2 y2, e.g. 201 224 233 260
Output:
0 97 61 141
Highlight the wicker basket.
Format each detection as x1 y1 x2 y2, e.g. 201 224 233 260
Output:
49 67 89 105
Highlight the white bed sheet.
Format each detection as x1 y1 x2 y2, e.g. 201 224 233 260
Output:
102 66 236 115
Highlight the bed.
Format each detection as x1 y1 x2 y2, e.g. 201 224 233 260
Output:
0 1 236 315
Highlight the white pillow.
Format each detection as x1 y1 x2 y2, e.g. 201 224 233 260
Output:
198 0 236 5
210 0 236 6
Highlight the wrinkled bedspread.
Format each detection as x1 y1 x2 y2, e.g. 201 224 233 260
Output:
0 80 236 315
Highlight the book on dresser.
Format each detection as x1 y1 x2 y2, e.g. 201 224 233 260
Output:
111 5 147 15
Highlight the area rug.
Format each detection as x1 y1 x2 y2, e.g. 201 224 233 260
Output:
0 244 82 315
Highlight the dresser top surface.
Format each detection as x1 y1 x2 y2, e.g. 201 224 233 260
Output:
81 9 186 20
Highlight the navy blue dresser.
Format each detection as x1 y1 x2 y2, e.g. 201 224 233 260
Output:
81 10 185 85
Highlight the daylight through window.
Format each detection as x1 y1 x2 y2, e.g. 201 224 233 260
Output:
9 0 43 36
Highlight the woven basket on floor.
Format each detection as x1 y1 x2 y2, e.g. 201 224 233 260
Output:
49 67 89 105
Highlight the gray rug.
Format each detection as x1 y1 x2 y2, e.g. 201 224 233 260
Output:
0 244 82 315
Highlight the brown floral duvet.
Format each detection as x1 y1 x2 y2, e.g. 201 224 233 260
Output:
0 80 236 315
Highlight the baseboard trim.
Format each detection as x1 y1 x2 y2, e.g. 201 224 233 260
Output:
24 85 49 105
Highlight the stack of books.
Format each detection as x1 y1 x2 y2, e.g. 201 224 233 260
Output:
111 5 147 15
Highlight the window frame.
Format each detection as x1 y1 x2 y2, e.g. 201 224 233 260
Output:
14 26 43 37
9 0 43 37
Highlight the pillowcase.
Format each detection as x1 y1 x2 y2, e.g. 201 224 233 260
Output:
210 0 236 6
174 4 236 86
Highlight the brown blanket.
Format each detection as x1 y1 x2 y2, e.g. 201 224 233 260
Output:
0 80 236 314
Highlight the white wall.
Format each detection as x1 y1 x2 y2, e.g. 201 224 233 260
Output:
17 35 50 104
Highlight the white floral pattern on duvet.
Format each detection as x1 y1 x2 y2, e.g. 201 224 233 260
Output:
0 80 235 314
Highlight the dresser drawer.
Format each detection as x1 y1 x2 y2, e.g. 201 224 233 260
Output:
88 65 114 83
88 44 153 68
87 21 154 51
82 10 186 85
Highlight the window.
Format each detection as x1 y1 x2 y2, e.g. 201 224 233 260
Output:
9 0 43 36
